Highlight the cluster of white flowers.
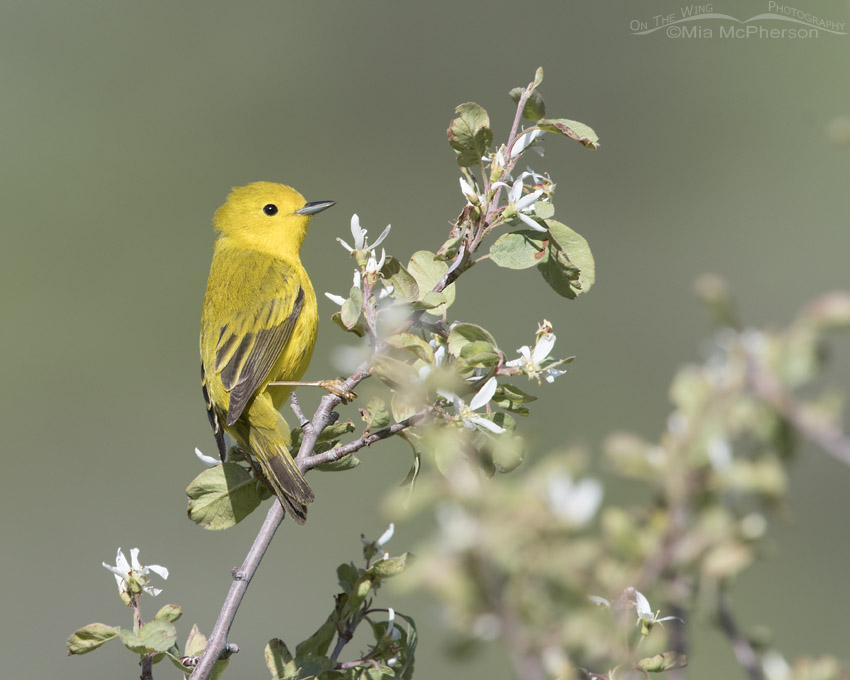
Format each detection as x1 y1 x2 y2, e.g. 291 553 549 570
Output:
326 214 394 307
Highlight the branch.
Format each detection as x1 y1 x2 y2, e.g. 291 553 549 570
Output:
190 368 371 680
747 357 850 467
716 591 763 680
303 409 430 471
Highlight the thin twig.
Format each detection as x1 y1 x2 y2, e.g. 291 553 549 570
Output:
716 591 763 680
303 409 430 471
747 356 850 466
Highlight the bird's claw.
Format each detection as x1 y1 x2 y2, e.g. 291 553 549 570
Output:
317 379 357 404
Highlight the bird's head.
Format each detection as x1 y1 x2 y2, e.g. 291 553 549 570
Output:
214 181 334 259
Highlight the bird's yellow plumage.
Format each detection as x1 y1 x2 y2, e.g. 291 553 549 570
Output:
200 182 334 524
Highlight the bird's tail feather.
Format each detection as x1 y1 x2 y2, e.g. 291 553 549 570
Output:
248 425 314 525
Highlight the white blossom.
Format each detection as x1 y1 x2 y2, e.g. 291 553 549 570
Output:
506 321 568 384
546 473 603 526
337 214 391 253
631 588 683 630
103 548 168 598
439 377 504 434
494 177 546 232
510 128 545 158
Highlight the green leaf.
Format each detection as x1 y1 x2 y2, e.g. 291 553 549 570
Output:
368 552 413 578
409 291 447 311
66 623 118 655
295 619 336 658
331 311 365 337
186 463 263 530
534 201 555 220
340 285 364 329
537 117 600 149
119 628 148 653
372 354 417 388
184 623 207 658
509 87 546 121
435 236 463 261
265 638 294 678
140 620 177 653
490 230 549 270
447 102 493 167
637 652 688 672
532 66 544 88
392 391 419 422
317 420 356 443
315 451 360 472
539 220 595 298
154 604 182 623
447 322 498 357
387 333 435 363
337 562 360 592
292 655 337 678
407 250 456 314
362 396 391 431
381 256 419 301
459 340 499 368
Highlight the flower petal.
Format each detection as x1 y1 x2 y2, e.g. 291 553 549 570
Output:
147 564 169 580
516 211 547 232
324 292 347 306
469 414 505 434
532 333 556 363
195 447 220 467
470 377 498 411
371 223 392 249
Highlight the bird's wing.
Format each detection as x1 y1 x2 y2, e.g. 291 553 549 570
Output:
203 250 304 427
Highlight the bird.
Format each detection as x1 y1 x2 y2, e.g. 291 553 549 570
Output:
200 182 334 524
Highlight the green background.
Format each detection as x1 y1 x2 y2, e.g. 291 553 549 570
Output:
3 1 849 677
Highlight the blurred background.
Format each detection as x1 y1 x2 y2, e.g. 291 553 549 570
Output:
3 1 849 677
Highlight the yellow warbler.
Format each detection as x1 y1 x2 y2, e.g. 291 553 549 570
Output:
200 182 334 524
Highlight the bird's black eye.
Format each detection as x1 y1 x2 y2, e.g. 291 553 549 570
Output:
263 204 278 216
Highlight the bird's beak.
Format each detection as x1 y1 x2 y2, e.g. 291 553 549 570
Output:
296 200 336 216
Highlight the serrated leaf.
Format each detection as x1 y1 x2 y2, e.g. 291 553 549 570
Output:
537 117 600 149
265 638 293 678
295 619 336 658
66 623 118 655
490 230 549 270
509 87 546 121
140 620 177 653
362 396 391 431
119 628 148 653
637 651 688 672
539 220 595 298
447 102 493 167
409 291 447 311
154 604 182 623
381 256 419 301
407 250 456 314
368 552 412 578
186 463 263 530
317 420 356 442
